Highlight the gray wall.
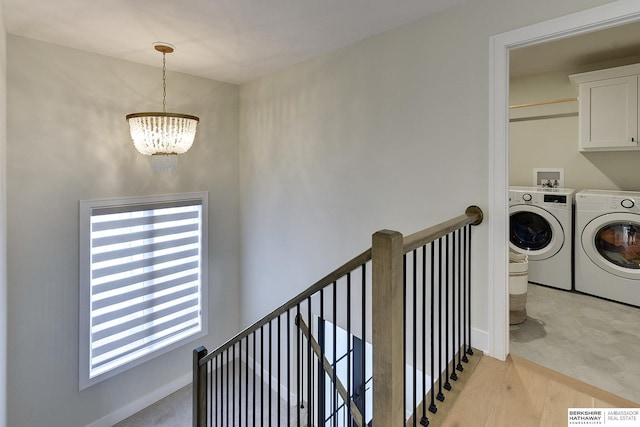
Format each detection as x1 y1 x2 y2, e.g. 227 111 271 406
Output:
6 36 240 426
238 0 616 345
0 5 6 427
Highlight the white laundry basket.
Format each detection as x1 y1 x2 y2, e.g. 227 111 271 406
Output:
509 252 528 325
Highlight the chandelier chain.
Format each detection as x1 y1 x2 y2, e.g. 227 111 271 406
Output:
162 52 167 113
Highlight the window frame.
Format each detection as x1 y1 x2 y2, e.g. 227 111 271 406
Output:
79 192 208 390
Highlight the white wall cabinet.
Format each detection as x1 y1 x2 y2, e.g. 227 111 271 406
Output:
570 64 640 151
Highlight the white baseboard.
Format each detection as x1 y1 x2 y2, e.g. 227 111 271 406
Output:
471 327 489 353
85 373 192 427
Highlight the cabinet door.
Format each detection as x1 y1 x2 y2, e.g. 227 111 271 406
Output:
579 75 638 151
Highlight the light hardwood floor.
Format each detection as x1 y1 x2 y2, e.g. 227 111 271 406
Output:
434 354 638 427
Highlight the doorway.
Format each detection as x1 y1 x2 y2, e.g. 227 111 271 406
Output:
488 2 640 360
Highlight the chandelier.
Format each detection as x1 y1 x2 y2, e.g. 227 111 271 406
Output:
126 43 199 173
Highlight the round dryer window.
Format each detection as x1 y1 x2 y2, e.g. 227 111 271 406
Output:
509 204 564 260
582 213 640 279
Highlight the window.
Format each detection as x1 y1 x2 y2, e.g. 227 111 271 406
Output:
79 192 207 389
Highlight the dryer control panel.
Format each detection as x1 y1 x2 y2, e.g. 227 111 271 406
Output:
576 192 640 213
611 196 640 212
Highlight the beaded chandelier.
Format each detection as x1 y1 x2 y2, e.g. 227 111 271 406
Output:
126 43 199 173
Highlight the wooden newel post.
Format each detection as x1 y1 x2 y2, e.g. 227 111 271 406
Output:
372 229 405 426
193 346 208 427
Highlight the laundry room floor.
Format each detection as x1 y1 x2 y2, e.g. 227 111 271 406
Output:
510 283 640 404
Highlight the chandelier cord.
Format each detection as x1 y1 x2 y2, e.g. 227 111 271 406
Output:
162 52 167 113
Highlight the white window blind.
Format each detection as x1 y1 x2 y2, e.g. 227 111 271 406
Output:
79 193 208 389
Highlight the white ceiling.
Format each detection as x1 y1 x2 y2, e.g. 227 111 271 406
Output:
1 0 470 84
510 20 640 77
4 1 640 84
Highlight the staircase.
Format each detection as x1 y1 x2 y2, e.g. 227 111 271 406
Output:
193 206 483 426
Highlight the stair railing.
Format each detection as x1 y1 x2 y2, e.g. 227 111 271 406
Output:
370 206 483 426
193 206 483 426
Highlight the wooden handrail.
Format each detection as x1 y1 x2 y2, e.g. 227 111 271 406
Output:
200 206 483 365
403 206 483 254
199 247 372 365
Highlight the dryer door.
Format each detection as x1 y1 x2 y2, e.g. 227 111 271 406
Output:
581 213 640 280
509 204 564 260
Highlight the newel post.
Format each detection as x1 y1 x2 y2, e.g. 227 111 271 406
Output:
372 229 404 426
193 346 208 427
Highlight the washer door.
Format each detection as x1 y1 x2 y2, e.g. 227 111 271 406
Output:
581 213 640 280
509 205 564 260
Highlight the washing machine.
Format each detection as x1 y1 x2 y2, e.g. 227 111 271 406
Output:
509 186 575 290
575 189 640 306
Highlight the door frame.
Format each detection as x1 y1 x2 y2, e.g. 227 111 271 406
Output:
488 0 640 360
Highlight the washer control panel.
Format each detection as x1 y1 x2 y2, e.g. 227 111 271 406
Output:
510 191 571 207
621 198 635 209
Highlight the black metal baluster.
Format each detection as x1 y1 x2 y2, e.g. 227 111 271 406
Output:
216 354 220 427
228 348 232 426
437 238 445 402
346 272 352 427
296 305 301 425
307 297 312 427
444 235 451 392
245 337 249 427
361 264 367 424
462 227 469 364
208 358 212 427
457 229 464 373
218 354 222 427
287 310 291 427
268 320 272 427
318 291 325 427
253 332 257 427
277 315 281 427
260 325 264 426
333 282 338 427
226 349 230 427
412 250 418 427
421 245 429 426
450 232 458 382
238 337 249 426
429 242 437 414
238 341 243 426
214 354 218 427
467 225 474 356
233 343 237 426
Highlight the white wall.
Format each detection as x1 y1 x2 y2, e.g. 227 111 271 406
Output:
510 56 640 191
238 0 617 349
6 36 240 426
0 3 6 427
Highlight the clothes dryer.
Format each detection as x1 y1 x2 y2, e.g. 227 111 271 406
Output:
509 186 575 290
575 189 640 306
